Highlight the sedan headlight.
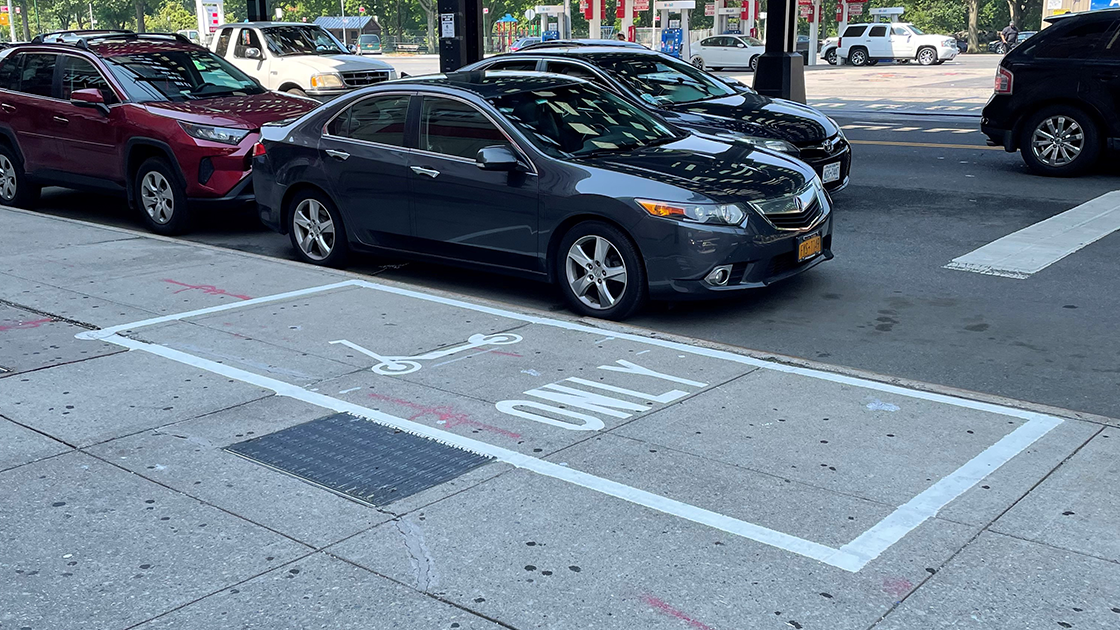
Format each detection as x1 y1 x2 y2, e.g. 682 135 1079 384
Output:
637 199 747 226
310 72 346 89
735 137 800 155
178 121 250 145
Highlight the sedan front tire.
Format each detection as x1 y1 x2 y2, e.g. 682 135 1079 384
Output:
557 221 646 320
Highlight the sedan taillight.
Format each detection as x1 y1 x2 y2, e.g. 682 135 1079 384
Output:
994 66 1013 95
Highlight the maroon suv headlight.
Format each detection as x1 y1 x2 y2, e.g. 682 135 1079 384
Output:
179 121 250 146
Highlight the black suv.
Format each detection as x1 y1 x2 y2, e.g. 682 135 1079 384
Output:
981 9 1120 177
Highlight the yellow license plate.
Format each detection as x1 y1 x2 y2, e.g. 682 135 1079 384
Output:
798 234 822 262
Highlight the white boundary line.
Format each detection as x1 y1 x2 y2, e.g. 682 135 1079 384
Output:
77 279 1065 572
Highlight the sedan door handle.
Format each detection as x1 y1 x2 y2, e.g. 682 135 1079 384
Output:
325 149 350 160
1 103 15 113
410 166 440 178
53 116 69 125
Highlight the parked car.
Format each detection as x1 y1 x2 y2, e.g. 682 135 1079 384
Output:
689 34 766 71
988 31 1036 55
357 33 382 55
820 37 839 65
981 10 1120 177
838 22 958 66
463 47 851 191
509 37 541 52
253 71 833 320
0 31 316 233
209 22 396 99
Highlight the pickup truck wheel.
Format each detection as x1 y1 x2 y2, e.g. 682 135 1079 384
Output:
917 47 937 66
286 87 309 97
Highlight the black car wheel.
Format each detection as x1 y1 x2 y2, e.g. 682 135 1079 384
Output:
288 189 349 266
848 48 869 66
1019 105 1100 177
135 157 190 235
557 221 645 320
690 55 705 71
917 47 937 66
825 49 837 65
0 144 39 209
749 55 759 71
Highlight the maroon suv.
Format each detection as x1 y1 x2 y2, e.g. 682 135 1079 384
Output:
0 31 316 234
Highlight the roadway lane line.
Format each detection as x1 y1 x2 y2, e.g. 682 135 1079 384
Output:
945 191 1120 279
848 140 1000 150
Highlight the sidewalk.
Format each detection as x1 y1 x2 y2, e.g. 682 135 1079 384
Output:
2 207 1118 630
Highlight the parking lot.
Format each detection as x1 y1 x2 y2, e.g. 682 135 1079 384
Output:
4 44 1120 630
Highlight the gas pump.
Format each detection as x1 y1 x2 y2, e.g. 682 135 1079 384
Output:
535 5 567 40
195 0 224 48
655 1 694 59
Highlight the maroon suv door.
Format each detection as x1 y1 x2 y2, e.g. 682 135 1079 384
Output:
52 54 125 183
0 52 61 174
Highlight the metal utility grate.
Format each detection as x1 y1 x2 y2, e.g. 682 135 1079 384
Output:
226 413 492 506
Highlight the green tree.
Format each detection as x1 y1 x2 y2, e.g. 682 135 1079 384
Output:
146 0 195 32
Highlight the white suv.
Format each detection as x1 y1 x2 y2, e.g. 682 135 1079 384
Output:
838 23 958 66
210 22 396 99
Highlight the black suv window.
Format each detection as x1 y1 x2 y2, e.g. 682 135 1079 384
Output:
18 54 57 98
869 26 887 38
60 56 117 103
328 94 409 147
844 25 868 37
419 97 509 160
215 28 233 56
1027 18 1120 59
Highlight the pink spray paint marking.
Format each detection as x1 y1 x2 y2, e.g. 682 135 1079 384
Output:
0 317 53 332
641 595 716 630
162 279 252 301
368 393 522 440
881 577 914 599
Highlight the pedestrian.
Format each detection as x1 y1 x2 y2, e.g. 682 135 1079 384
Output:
617 33 626 41
1000 20 1019 51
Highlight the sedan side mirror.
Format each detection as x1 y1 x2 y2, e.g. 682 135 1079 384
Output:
70 88 109 115
476 145 521 171
245 47 261 59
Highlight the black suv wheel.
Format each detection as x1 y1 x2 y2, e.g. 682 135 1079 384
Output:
1019 105 1100 177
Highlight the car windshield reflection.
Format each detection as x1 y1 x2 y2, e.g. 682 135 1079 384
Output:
592 54 737 105
490 82 682 158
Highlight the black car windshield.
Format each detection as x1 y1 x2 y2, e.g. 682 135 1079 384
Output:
106 49 264 102
263 26 346 56
592 54 737 106
490 81 681 158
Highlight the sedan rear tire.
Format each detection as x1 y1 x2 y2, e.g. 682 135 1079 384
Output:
824 49 837 65
288 189 349 267
749 55 759 71
690 56 705 71
557 221 646 320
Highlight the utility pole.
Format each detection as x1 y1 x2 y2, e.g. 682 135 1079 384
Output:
6 0 16 42
340 0 347 46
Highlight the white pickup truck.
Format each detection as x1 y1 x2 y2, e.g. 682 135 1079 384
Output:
210 22 397 99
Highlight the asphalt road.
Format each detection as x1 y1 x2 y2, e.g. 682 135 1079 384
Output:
30 113 1120 419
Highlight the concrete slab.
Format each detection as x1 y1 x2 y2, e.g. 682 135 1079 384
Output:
132 552 508 629
0 452 309 630
991 430 1120 563
2 350 270 447
86 396 392 549
615 368 1080 509
0 272 156 327
330 469 980 630
0 237 222 287
0 303 122 375
188 284 529 369
133 320 360 386
547 432 894 548
0 415 71 472
0 209 139 250
876 532 1120 630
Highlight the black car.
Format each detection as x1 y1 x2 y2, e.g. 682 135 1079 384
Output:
253 71 833 320
462 47 851 192
982 10 1120 176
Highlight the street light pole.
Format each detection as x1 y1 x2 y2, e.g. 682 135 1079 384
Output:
340 0 347 46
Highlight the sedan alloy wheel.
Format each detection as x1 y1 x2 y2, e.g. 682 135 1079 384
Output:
565 235 628 311
292 198 337 261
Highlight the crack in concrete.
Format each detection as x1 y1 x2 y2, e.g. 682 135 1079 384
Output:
395 516 438 593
